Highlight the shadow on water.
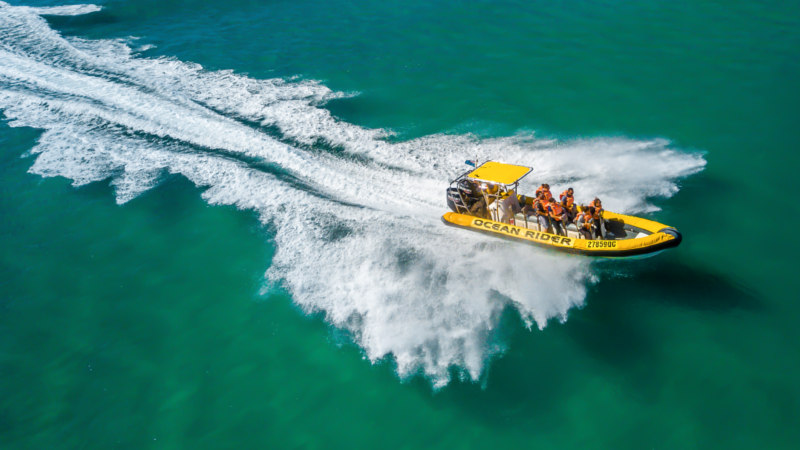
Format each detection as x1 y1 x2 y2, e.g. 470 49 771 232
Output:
420 255 762 430
595 256 760 313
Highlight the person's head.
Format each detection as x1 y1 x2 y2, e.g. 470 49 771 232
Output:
544 184 550 189
567 188 574 196
593 197 601 205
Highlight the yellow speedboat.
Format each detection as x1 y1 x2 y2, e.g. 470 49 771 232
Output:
443 161 682 257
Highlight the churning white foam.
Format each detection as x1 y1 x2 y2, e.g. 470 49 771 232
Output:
17 3 102 17
0 2 705 387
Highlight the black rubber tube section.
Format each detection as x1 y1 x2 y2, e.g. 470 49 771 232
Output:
658 227 683 248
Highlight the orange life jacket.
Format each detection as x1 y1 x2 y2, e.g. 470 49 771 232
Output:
590 200 603 219
549 203 564 221
536 187 553 200
534 199 548 215
580 212 593 229
560 191 574 209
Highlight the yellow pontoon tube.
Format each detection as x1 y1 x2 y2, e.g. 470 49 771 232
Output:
443 161 682 257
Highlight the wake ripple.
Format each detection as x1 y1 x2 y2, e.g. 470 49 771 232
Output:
0 2 705 387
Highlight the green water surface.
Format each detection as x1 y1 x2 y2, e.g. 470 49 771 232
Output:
2 0 800 448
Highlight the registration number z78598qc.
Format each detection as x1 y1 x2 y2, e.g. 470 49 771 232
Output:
587 240 617 248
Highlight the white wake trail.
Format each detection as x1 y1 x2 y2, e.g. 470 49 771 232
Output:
0 2 705 387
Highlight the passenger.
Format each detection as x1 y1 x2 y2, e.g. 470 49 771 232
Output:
560 188 577 223
559 187 574 203
535 183 553 200
576 206 595 240
532 192 551 232
561 197 576 224
589 198 605 238
548 198 567 236
590 197 604 217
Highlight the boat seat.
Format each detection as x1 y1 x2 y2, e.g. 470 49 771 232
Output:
562 223 580 240
514 213 538 230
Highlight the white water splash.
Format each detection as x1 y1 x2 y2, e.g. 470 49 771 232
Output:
0 2 705 387
19 3 102 17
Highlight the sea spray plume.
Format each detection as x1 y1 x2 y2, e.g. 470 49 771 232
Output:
0 2 705 387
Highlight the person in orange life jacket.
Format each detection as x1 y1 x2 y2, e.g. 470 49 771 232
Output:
559 187 577 223
548 199 568 236
561 196 577 224
576 206 595 240
589 197 604 217
535 183 553 201
589 197 605 238
530 192 551 232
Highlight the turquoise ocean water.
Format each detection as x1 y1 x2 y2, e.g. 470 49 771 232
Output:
1 0 799 448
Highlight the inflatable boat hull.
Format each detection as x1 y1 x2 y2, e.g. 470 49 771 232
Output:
441 212 681 257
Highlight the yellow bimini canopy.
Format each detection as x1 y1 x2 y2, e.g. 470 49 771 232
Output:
467 161 532 186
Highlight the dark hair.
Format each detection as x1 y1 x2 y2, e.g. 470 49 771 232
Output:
587 206 595 214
